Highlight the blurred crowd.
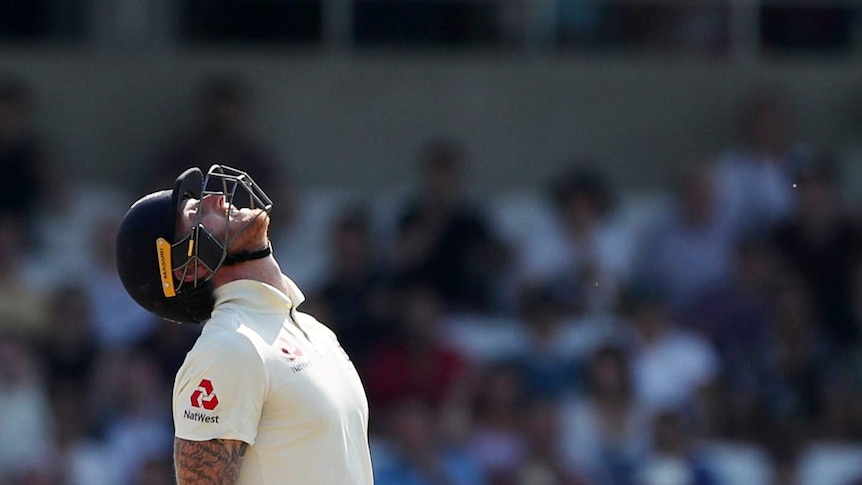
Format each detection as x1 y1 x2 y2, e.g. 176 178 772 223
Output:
2 69 862 485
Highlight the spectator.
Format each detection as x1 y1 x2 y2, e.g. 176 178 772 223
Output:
138 319 201 384
623 283 720 425
0 334 54 478
373 397 486 485
131 455 174 485
513 288 581 400
26 175 131 290
467 362 529 485
772 159 862 350
760 273 831 457
51 382 117 485
636 410 718 485
270 177 350 292
716 88 812 233
363 283 471 411
91 350 173 485
394 138 505 313
516 163 633 314
0 214 48 337
823 258 862 441
319 208 397 367
149 73 279 194
682 236 778 441
559 345 650 485
11 466 55 485
636 161 738 310
517 399 588 485
83 215 156 348
43 285 100 391
0 75 48 234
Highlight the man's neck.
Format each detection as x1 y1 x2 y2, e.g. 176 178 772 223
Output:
210 255 289 295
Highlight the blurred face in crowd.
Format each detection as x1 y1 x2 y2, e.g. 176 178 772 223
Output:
117 351 167 413
562 191 601 234
49 285 93 345
552 168 609 235
521 292 565 341
653 411 687 454
91 215 122 271
523 400 560 454
388 398 437 456
589 347 631 399
401 285 444 343
331 213 371 278
52 384 90 448
200 86 247 136
742 95 794 154
0 335 34 386
733 239 776 290
677 162 716 226
420 142 465 206
797 172 838 228
632 300 672 343
772 276 814 335
483 366 523 408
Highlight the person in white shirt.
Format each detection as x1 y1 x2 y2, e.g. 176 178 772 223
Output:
115 164 373 485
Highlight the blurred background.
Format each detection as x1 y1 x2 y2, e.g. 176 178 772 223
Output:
2 1 862 484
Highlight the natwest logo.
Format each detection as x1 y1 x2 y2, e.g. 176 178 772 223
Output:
278 336 304 361
190 379 219 411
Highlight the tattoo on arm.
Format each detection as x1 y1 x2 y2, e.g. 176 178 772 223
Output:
174 438 249 485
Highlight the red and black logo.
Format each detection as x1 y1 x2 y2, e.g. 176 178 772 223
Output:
278 336 304 361
190 379 219 411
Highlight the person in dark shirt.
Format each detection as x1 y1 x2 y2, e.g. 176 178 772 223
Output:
362 283 469 411
0 76 47 233
772 159 862 349
149 74 278 195
394 138 504 313
319 208 395 367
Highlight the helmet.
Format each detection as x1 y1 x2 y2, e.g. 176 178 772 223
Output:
116 164 273 323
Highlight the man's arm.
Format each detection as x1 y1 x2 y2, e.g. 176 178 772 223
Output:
174 437 248 485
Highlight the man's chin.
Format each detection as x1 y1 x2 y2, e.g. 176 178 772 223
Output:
227 211 271 255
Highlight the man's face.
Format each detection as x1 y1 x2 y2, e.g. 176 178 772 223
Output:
177 194 270 255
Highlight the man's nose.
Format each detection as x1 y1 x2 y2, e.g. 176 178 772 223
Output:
200 194 226 212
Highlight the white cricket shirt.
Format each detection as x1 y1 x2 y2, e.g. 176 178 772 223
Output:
172 276 374 485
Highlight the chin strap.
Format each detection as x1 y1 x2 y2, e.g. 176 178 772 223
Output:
223 245 272 266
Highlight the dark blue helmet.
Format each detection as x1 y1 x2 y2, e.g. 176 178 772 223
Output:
116 165 272 323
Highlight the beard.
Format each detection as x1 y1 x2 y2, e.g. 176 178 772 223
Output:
226 208 271 254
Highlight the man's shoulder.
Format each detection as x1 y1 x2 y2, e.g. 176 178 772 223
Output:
187 312 265 362
174 321 267 393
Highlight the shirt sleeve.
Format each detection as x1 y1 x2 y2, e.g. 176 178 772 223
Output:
172 328 266 445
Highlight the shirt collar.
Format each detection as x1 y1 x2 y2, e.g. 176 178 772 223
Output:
212 274 306 314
